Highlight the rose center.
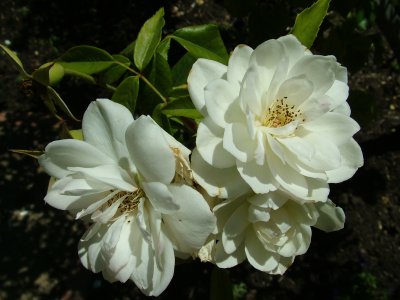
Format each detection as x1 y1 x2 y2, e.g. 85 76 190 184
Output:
262 97 302 128
102 188 145 215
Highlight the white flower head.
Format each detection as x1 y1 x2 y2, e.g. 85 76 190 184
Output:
212 190 345 274
189 35 363 201
39 99 215 296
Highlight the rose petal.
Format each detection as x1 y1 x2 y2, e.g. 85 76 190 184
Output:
125 116 175 184
83 99 134 168
163 184 216 254
227 44 253 84
204 78 239 128
39 139 114 179
196 117 235 168
188 58 227 115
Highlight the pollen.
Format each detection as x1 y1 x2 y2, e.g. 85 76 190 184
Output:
102 188 145 215
262 97 303 128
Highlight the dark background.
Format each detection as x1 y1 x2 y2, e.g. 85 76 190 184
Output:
0 0 399 299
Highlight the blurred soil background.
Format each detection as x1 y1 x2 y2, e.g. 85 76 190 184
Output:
0 0 400 299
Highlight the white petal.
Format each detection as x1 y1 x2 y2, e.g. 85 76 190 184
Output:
227 44 253 84
299 133 342 171
101 216 126 262
271 256 294 275
250 38 284 71
214 196 244 233
142 181 179 213
276 136 315 162
303 178 330 202
278 225 311 256
130 228 175 297
248 192 288 210
204 78 240 128
270 208 292 234
68 164 135 191
254 130 266 165
314 199 345 232
111 256 135 283
91 196 123 223
223 122 257 162
326 138 363 183
188 58 227 115
78 224 109 273
163 184 216 254
160 128 191 159
277 35 308 69
215 240 246 268
75 190 120 219
80 222 102 242
222 202 249 254
266 149 309 199
302 112 360 145
264 120 298 136
125 115 175 183
146 206 163 268
58 177 108 196
289 55 337 97
83 99 134 168
248 204 270 223
333 102 351 116
325 79 349 110
136 200 152 243
326 139 364 183
284 150 328 180
245 229 279 272
38 139 114 178
266 133 286 163
240 66 266 114
191 148 249 199
264 56 289 109
275 75 313 107
44 177 107 210
237 160 278 194
196 117 235 168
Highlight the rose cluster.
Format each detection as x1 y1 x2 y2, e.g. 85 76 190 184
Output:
38 35 363 296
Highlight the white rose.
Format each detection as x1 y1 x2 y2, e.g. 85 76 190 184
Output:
212 190 345 274
189 35 363 201
39 99 215 296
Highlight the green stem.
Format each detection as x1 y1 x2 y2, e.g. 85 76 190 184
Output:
114 61 167 104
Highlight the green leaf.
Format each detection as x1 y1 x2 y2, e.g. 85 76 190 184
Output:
152 103 172 134
169 84 189 98
161 96 202 119
139 51 172 113
32 62 64 86
171 24 228 64
99 54 130 85
69 129 83 140
148 51 172 96
0 44 30 78
134 8 165 71
10 149 44 159
58 45 114 75
172 52 196 86
157 38 171 61
290 0 331 48
112 76 139 112
47 86 79 121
